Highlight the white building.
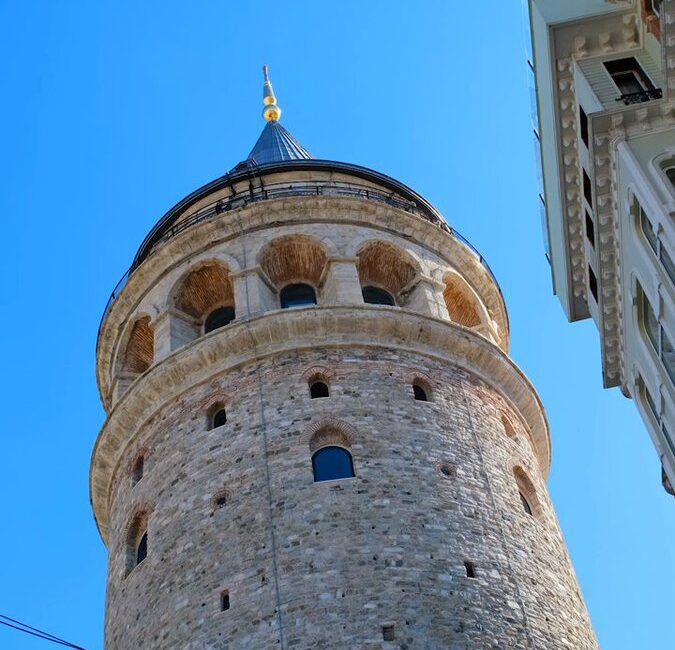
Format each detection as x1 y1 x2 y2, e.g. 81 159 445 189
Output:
527 0 675 494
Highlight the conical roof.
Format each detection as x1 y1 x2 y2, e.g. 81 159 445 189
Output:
247 120 312 165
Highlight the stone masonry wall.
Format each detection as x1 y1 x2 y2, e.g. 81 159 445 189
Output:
103 346 597 650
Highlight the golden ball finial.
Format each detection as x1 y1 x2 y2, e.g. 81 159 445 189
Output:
262 65 281 122
263 104 282 122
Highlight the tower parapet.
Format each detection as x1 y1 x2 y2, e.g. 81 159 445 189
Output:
91 70 597 649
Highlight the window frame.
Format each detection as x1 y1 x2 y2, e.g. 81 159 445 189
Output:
638 284 675 386
311 445 356 483
279 282 318 309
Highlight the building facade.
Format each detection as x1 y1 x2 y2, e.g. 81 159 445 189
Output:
528 0 675 494
90 70 598 648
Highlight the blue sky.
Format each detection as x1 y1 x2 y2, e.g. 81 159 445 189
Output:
0 1 673 648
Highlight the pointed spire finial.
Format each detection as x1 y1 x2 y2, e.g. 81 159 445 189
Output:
262 65 281 122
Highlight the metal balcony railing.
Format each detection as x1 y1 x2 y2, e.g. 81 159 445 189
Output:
616 88 663 105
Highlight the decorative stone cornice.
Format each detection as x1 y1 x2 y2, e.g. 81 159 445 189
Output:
552 10 641 316
90 307 550 544
588 6 675 387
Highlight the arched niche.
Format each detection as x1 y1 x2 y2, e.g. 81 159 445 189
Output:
258 235 328 306
442 273 484 328
356 240 418 304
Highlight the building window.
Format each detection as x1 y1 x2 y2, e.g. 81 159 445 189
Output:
204 306 235 333
640 286 675 385
519 492 533 516
132 455 144 485
638 202 675 285
464 560 477 579
585 211 595 248
640 206 658 253
412 384 428 402
280 283 317 309
312 446 355 482
661 245 675 286
583 170 593 207
220 590 230 611
579 106 589 148
588 266 598 302
136 532 148 565
309 381 329 398
212 408 227 428
362 286 396 306
603 57 660 104
126 512 149 575
513 467 541 521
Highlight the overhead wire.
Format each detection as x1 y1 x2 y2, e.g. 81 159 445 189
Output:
0 613 86 649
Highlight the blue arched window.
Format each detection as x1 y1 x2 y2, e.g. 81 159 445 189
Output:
280 283 317 309
362 285 395 306
311 446 355 482
204 306 235 333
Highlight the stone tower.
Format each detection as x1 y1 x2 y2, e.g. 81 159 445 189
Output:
91 69 598 649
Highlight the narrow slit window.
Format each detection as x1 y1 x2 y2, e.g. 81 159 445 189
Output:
585 211 595 248
588 266 598 302
520 492 533 517
220 590 230 611
464 560 476 579
136 531 148 566
579 106 589 147
583 170 593 207
382 624 395 642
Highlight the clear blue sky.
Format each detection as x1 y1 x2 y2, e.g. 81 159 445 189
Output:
0 2 673 648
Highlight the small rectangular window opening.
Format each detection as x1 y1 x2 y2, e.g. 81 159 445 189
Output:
585 211 595 248
464 560 476 579
588 266 598 302
220 590 230 611
583 170 593 207
382 624 396 641
579 106 589 147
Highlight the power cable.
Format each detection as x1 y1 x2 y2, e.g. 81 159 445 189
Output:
0 614 86 649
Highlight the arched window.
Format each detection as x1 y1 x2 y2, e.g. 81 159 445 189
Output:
519 492 533 517
132 455 144 485
312 446 355 482
513 467 541 521
136 531 148 565
310 381 329 398
172 262 235 342
280 283 317 309
362 285 396 306
212 408 227 428
204 306 235 333
126 512 149 575
413 384 428 401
